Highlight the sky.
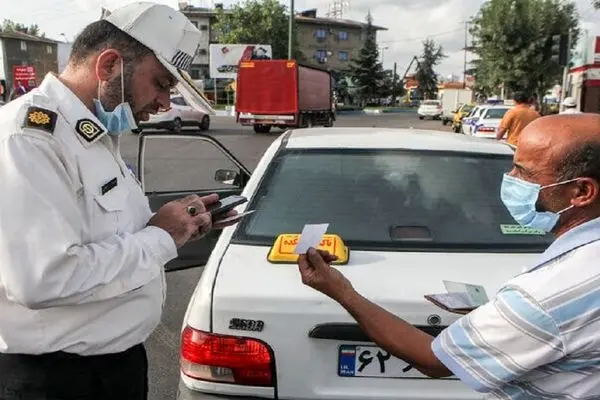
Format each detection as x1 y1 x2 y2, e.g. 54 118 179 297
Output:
3 0 600 77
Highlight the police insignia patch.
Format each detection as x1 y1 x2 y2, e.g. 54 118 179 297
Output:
23 106 57 134
75 119 104 142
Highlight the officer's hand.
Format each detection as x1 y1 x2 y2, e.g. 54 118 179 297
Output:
147 194 220 248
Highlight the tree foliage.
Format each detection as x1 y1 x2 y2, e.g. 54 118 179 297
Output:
347 12 385 105
0 19 44 37
213 0 303 60
593 0 600 9
415 39 446 100
469 0 579 98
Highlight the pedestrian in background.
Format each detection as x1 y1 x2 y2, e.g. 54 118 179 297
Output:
0 2 237 399
299 113 600 399
496 91 541 146
561 96 581 114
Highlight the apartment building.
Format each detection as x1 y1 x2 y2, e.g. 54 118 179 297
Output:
295 9 387 72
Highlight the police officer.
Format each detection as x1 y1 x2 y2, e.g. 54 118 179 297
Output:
0 2 238 399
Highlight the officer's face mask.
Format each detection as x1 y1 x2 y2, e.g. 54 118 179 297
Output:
93 58 137 136
500 173 579 232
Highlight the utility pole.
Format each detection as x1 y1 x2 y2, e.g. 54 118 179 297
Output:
463 20 469 88
559 30 572 110
392 62 397 106
288 0 295 59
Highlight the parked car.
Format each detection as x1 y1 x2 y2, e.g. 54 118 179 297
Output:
472 106 512 139
461 105 488 135
417 100 442 120
134 128 552 400
137 94 210 133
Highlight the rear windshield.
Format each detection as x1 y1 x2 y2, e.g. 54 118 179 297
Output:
484 108 509 119
462 105 474 113
233 149 553 252
422 101 440 105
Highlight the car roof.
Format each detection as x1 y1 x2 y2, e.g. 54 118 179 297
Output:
284 127 515 155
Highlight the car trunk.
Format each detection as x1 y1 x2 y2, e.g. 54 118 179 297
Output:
210 243 538 399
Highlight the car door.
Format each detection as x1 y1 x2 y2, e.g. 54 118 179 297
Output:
136 131 251 271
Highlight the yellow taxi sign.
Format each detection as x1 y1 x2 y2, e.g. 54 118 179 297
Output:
267 234 349 265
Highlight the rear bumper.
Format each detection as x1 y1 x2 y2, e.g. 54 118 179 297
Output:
177 381 263 400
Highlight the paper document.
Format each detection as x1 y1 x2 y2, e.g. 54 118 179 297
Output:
443 280 489 307
215 210 255 224
426 293 473 309
294 223 329 254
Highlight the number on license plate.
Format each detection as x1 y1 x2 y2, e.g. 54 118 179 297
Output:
338 345 425 378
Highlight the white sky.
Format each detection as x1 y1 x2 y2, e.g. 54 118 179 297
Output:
2 0 599 77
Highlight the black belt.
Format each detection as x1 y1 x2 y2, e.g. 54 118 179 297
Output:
0 342 144 363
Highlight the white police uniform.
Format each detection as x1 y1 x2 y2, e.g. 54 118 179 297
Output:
0 72 177 356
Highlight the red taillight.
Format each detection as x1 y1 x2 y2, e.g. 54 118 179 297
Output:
180 326 274 387
477 126 495 133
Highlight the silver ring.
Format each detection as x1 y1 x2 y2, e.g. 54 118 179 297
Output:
186 205 197 216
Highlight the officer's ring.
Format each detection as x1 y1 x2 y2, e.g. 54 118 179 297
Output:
186 205 198 216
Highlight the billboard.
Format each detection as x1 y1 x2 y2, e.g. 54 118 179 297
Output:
209 44 272 79
13 65 36 89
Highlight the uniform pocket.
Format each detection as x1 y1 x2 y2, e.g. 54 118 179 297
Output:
90 183 130 239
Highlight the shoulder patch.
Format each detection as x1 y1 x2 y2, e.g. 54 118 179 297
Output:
22 106 57 134
75 118 104 142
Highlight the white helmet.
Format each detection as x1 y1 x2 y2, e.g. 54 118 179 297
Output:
562 97 577 108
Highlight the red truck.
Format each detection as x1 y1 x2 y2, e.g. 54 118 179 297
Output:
235 60 335 133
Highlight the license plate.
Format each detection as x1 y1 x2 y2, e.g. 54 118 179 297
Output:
338 345 426 378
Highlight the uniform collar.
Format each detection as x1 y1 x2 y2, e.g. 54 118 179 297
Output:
39 73 108 147
525 216 600 273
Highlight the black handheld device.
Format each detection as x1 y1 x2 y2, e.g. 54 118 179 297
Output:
206 195 248 219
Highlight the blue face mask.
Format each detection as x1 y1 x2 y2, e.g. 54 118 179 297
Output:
94 59 137 136
500 174 577 232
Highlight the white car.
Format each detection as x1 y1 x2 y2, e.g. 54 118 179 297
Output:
136 128 552 400
471 106 512 139
460 105 488 135
417 100 442 120
138 94 210 133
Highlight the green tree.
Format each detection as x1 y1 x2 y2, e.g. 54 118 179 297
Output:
415 38 446 100
213 0 302 60
380 69 406 101
1 19 44 37
593 0 599 9
469 0 579 99
347 12 385 106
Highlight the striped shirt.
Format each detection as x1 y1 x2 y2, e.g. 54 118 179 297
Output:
432 216 600 399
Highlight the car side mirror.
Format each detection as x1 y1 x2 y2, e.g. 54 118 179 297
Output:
215 169 239 185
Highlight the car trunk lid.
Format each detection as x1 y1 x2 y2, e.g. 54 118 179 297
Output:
209 243 538 399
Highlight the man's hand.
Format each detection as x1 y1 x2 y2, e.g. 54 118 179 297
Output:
147 193 219 248
298 248 353 301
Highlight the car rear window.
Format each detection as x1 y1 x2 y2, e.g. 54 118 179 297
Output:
484 108 509 119
422 101 440 106
233 149 553 252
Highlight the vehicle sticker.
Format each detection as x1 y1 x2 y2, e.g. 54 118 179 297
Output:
500 224 546 235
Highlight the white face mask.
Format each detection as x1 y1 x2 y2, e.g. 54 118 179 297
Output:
93 58 137 136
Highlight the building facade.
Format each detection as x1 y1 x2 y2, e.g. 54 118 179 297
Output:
0 31 59 93
179 2 230 80
295 9 387 72
179 4 387 78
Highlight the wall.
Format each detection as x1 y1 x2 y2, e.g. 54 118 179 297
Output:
0 40 5 80
57 42 72 74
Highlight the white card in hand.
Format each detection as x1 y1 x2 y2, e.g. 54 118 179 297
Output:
293 223 329 254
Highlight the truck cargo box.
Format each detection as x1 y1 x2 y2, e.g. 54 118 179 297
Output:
236 60 332 115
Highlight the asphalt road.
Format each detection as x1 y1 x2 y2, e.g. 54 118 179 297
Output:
117 111 452 400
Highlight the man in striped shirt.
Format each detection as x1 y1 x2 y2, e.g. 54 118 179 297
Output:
298 113 600 398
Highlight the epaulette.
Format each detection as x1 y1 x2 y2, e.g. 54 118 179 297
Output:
21 105 58 135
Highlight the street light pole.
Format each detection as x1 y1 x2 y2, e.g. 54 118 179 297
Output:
288 0 295 59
